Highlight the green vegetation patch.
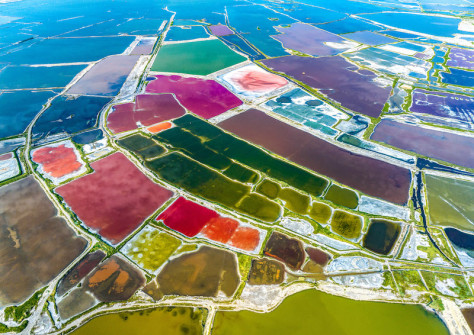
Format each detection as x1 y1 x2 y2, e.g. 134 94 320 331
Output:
308 202 332 224
279 188 310 214
330 210 362 239
256 179 281 199
4 287 46 323
151 39 247 75
421 271 472 299
324 184 358 209
392 269 427 296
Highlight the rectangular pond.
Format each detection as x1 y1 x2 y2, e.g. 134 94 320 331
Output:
219 109 411 204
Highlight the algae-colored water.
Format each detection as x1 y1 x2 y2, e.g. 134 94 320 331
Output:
71 306 205 335
212 289 449 335
151 39 246 75
425 174 474 233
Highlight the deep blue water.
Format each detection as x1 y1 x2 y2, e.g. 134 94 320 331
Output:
32 95 110 141
0 90 56 138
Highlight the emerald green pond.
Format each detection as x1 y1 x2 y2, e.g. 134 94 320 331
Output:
212 289 449 335
151 39 246 75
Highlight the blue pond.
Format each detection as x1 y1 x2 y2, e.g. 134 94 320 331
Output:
0 36 134 65
221 34 264 60
72 129 104 145
166 25 209 41
32 95 110 141
445 228 474 251
0 64 86 89
361 12 470 38
441 68 474 87
316 17 383 34
0 90 56 138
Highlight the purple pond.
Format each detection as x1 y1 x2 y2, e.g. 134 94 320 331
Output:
410 89 474 124
209 24 234 36
262 55 392 118
145 75 242 119
447 48 474 70
272 23 349 56
342 31 395 46
371 119 474 169
131 38 156 55
67 55 139 96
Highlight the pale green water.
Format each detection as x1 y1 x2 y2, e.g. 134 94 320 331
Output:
212 289 449 335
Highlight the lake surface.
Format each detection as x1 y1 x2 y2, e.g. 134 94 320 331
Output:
212 289 449 335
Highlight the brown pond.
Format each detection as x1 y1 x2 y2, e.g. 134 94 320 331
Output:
0 176 87 307
247 258 285 285
264 232 305 270
155 246 240 297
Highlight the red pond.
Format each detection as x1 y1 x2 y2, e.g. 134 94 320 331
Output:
32 144 83 179
56 152 173 244
146 75 243 119
107 93 185 134
158 197 260 251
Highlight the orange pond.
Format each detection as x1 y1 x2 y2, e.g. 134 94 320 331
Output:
147 121 172 133
32 144 83 179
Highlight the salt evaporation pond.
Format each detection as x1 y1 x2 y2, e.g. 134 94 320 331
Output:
410 89 474 126
107 93 185 133
71 306 205 335
360 12 469 38
0 64 86 89
67 55 139 96
0 36 135 65
56 152 173 244
272 22 352 56
371 119 474 169
219 109 411 204
447 48 474 70
151 39 246 75
213 289 448 335
0 90 56 138
145 75 242 119
262 55 391 118
32 95 110 141
342 31 395 46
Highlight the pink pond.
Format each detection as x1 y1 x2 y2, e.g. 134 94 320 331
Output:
222 64 288 94
107 93 186 133
32 144 83 179
145 75 243 119
56 152 173 244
